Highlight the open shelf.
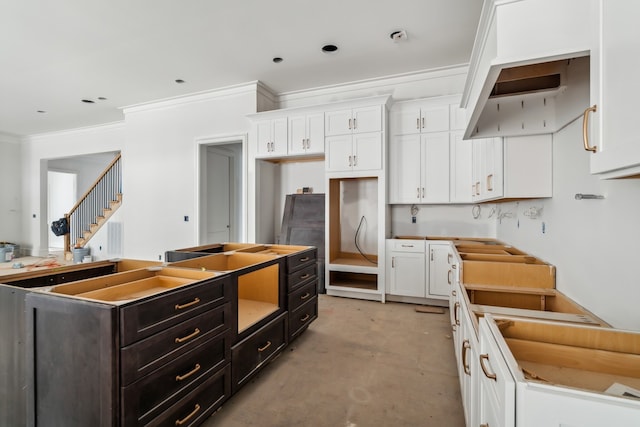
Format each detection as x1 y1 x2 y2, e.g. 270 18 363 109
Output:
328 271 378 291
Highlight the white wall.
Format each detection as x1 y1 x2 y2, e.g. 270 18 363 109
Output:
390 204 496 238
121 89 256 260
496 119 640 330
0 134 22 245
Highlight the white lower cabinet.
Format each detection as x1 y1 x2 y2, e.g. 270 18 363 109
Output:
386 240 452 301
477 313 640 427
459 299 479 427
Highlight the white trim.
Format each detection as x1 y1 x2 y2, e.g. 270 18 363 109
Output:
279 65 469 107
25 121 125 141
122 81 263 115
194 133 248 243
0 131 21 143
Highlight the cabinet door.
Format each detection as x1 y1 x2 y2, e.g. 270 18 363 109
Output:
478 317 516 427
460 303 479 427
305 112 325 154
449 103 466 131
325 109 353 136
484 137 503 199
420 104 449 133
352 105 382 133
427 243 450 298
450 131 473 203
590 1 640 178
352 132 382 171
255 120 273 157
389 134 421 204
388 251 426 297
271 117 288 156
325 134 353 172
288 115 308 155
422 133 450 203
391 104 422 135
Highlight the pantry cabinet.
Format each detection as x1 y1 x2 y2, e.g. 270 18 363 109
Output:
255 118 288 157
588 0 640 178
288 112 324 156
325 105 382 136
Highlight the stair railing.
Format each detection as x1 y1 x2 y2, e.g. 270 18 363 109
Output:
65 153 122 253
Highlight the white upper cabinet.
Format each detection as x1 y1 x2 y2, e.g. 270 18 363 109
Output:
461 0 591 140
587 0 640 178
391 103 449 135
325 105 382 136
326 132 382 173
255 117 288 157
288 112 324 156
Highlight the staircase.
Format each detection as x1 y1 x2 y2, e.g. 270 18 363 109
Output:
64 154 122 257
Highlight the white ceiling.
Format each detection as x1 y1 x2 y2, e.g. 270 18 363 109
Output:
0 0 482 137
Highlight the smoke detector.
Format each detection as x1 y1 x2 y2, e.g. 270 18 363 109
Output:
389 30 407 42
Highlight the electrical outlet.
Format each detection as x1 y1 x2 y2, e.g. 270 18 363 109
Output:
412 216 416 224
184 215 189 222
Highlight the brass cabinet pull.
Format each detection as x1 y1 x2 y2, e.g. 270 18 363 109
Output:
452 290 457 296
462 340 471 376
175 363 201 381
353 118 357 129
417 187 420 198
421 187 425 198
300 273 310 280
175 404 201 426
300 292 310 300
258 341 272 352
475 182 480 196
299 256 310 262
480 424 489 427
479 354 497 381
448 270 452 285
353 155 357 166
348 118 353 130
348 155 353 167
391 256 395 268
582 105 597 152
175 297 200 310
487 174 493 192
421 117 425 129
454 302 460 326
175 328 200 344
447 253 453 264
301 314 310 322
416 117 420 130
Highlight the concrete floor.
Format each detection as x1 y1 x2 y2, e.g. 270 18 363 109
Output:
205 294 465 427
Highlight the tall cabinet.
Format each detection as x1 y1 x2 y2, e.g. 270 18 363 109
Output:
325 96 390 303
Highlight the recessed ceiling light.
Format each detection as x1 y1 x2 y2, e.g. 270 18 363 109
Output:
175 79 186 84
321 44 338 53
389 30 408 42
37 110 46 113
97 97 107 101
81 99 95 103
272 57 283 63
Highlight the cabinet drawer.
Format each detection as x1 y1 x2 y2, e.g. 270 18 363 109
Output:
390 240 425 252
288 279 317 313
231 312 288 392
120 275 231 346
120 303 231 386
288 263 317 292
145 363 231 427
121 330 231 426
289 296 318 341
286 248 316 272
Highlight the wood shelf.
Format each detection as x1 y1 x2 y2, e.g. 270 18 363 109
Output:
238 299 279 332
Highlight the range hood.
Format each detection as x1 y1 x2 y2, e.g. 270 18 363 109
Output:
461 0 592 139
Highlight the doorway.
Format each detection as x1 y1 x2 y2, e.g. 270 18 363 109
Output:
47 170 77 250
198 135 245 244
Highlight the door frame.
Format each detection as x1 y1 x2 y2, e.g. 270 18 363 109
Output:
195 133 248 244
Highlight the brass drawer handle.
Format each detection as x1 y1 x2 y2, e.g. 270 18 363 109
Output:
301 314 310 322
448 270 452 285
479 354 497 381
175 403 201 426
300 292 311 300
462 340 471 376
175 363 201 381
299 273 311 280
258 341 272 352
454 302 460 326
299 256 310 262
175 328 200 344
175 297 200 310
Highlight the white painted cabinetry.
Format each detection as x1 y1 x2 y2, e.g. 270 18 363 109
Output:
326 132 382 172
587 0 640 178
255 117 288 157
288 112 324 156
325 105 382 136
386 240 452 302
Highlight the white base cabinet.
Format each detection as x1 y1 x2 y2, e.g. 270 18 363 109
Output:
386 240 453 302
